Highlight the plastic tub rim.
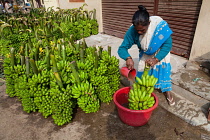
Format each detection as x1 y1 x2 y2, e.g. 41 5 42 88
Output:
113 87 158 113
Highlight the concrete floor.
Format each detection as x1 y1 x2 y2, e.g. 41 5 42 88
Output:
0 33 210 140
0 82 210 140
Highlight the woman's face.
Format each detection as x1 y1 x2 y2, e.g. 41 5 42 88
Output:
134 24 149 35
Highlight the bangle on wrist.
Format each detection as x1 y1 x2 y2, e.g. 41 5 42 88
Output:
126 57 132 61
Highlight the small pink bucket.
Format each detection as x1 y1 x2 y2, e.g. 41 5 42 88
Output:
120 67 136 81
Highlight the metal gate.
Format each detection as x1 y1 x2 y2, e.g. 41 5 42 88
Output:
102 0 202 58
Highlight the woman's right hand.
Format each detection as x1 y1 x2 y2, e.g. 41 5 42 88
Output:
126 57 134 70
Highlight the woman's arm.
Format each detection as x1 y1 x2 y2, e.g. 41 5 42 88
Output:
118 25 138 60
146 36 172 66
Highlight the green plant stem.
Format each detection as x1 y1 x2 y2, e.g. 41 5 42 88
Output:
25 56 30 76
29 59 38 75
10 47 15 69
108 46 111 56
21 55 25 66
69 61 80 83
50 54 58 72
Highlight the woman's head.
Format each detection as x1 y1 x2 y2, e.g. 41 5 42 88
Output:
132 5 150 34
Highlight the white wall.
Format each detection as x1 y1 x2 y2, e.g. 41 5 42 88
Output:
43 0 59 11
190 0 210 61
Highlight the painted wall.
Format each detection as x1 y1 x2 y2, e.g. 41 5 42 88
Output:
43 0 103 32
43 0 59 10
190 0 210 61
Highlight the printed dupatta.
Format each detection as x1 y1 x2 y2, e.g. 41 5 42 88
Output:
137 16 173 92
139 16 173 58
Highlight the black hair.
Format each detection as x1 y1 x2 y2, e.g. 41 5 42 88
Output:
132 5 150 26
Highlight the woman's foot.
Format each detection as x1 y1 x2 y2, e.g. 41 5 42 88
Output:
208 107 210 122
164 91 175 106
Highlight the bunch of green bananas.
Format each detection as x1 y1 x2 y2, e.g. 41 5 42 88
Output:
50 85 75 126
71 81 95 98
77 60 94 72
128 83 156 110
136 74 158 88
71 79 100 113
77 94 100 113
128 64 158 110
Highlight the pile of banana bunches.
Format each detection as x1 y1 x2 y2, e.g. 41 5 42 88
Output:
3 40 120 126
128 71 158 110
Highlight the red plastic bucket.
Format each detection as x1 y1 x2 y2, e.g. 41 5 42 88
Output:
113 87 158 126
120 67 136 81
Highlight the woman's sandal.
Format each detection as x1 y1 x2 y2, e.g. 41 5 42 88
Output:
166 97 175 106
164 92 175 106
207 107 210 122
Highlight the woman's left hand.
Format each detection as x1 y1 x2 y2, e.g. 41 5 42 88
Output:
145 58 159 67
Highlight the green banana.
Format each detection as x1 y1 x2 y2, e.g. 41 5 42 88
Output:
148 96 155 102
143 93 150 101
140 90 146 101
141 86 146 92
142 75 146 86
147 103 154 108
128 98 135 103
136 76 143 85
147 87 154 94
146 80 149 87
129 92 136 102
143 106 148 110
148 76 153 86
152 78 158 86
134 90 139 102
139 102 143 108
145 75 149 80
137 88 142 101
149 75 155 86
143 101 148 106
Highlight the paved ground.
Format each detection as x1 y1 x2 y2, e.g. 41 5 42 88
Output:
1 82 210 140
0 33 210 140
85 33 210 132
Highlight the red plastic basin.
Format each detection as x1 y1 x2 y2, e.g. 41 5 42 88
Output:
113 87 158 126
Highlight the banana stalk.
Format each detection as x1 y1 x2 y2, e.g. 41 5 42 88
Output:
10 47 15 69
50 54 58 72
82 38 87 50
79 48 84 63
25 43 29 57
94 51 98 69
45 47 50 71
62 45 66 61
25 56 30 76
69 61 80 83
29 59 38 75
108 46 111 56
98 46 103 59
93 9 96 20
21 55 25 66
50 54 64 88
34 45 39 61
57 43 61 57
54 72 63 88
69 35 75 48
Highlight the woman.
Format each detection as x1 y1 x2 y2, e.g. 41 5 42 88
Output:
4 1 13 14
118 5 175 106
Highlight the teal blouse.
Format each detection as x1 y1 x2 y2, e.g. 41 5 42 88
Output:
118 25 172 61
